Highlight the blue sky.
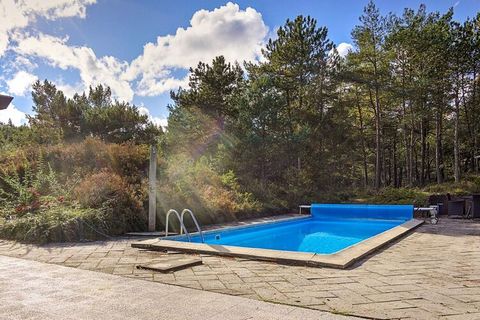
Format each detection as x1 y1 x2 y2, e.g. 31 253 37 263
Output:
0 0 479 126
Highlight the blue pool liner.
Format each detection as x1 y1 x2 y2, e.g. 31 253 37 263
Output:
311 204 413 221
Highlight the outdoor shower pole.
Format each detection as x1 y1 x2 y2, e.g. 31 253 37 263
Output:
148 144 157 232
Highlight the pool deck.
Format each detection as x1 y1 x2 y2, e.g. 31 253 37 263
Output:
1 216 480 319
0 255 353 320
131 217 423 269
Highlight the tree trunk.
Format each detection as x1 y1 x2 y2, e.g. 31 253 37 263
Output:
401 65 412 186
420 118 427 186
393 132 398 187
368 86 382 189
454 90 461 183
355 88 369 187
435 105 444 184
409 98 416 185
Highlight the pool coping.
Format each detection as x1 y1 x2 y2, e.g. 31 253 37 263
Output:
131 218 423 269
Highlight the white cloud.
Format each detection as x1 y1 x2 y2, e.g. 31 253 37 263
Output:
0 0 96 56
56 81 86 98
3 2 269 106
152 117 168 128
136 76 189 97
12 56 38 72
138 106 168 130
0 103 28 126
336 42 353 58
138 106 150 117
126 2 268 96
6 71 38 96
15 34 134 102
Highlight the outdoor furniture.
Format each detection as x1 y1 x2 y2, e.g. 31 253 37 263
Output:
463 194 480 219
472 194 480 219
447 199 465 218
428 193 470 218
437 203 445 216
428 194 448 215
299 205 311 215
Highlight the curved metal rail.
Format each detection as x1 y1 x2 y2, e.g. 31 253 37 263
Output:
165 209 190 241
181 209 205 243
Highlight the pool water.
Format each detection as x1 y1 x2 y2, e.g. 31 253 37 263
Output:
170 204 413 255
174 218 402 254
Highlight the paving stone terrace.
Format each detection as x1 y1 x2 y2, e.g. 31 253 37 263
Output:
1 218 479 319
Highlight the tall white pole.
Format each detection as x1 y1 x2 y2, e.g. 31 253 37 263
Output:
148 145 157 232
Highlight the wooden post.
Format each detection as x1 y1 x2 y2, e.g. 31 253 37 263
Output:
148 145 157 232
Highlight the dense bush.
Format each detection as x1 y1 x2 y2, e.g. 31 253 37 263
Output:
359 188 429 207
0 206 107 243
74 171 147 234
156 156 261 229
422 176 480 195
0 134 267 242
0 138 149 243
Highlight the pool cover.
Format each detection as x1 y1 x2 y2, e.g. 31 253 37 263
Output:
311 203 413 221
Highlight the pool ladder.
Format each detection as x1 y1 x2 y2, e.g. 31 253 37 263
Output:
165 209 205 243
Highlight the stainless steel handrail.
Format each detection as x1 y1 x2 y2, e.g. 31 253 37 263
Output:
181 209 205 243
165 209 191 241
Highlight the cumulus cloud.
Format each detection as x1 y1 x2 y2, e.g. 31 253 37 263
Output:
138 106 168 130
0 103 28 126
55 81 86 98
126 2 268 96
336 42 353 58
15 34 134 101
0 0 96 56
136 76 190 98
3 2 269 106
151 117 168 129
6 71 38 96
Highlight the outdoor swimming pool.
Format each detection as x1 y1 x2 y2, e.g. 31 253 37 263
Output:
177 218 403 254
134 204 421 268
171 204 414 254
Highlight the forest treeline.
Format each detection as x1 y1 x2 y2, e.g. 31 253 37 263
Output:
167 2 480 206
1 2 480 241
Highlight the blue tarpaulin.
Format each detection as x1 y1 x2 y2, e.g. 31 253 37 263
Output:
311 204 413 221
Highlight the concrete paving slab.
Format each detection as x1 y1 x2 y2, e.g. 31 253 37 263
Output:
0 255 356 320
137 255 202 272
1 217 479 319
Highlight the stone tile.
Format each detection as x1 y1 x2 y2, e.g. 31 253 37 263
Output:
0 217 479 319
355 300 414 310
374 284 423 293
365 291 421 302
217 274 244 284
268 281 303 293
329 289 371 304
199 280 226 290
441 314 480 320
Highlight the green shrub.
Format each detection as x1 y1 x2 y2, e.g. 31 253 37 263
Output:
157 156 261 229
0 139 149 243
422 176 480 195
359 187 429 207
74 171 147 235
0 154 68 215
0 205 106 243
